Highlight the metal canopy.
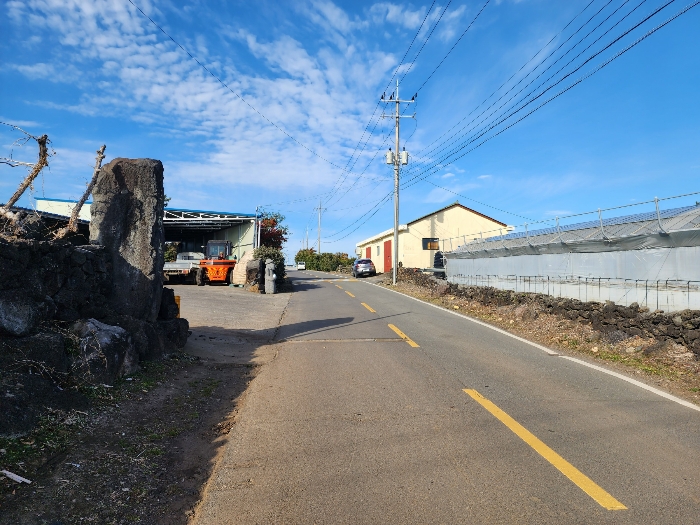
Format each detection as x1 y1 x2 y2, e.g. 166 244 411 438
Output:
163 208 255 232
452 204 700 255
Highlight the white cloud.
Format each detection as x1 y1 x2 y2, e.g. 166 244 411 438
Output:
7 0 401 196
477 174 491 179
368 3 426 29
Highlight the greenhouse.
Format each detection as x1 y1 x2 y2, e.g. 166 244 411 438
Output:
443 201 700 312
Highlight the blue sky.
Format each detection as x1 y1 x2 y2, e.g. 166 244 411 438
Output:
1 0 699 259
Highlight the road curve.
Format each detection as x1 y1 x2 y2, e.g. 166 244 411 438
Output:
193 270 700 524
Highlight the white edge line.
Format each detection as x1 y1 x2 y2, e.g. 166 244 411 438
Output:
363 281 559 355
559 356 700 412
357 279 700 413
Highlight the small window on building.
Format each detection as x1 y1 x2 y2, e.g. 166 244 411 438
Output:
376 245 381 256
422 238 439 250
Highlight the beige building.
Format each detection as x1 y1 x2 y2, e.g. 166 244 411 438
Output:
355 202 508 272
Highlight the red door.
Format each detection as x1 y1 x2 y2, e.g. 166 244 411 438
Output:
366 247 371 259
383 240 392 273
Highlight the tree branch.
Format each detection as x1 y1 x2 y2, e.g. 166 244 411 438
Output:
55 145 107 238
0 134 50 226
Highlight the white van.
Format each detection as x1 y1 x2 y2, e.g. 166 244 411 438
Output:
297 261 306 270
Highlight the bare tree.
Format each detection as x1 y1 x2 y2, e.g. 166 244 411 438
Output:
0 122 52 228
55 145 107 239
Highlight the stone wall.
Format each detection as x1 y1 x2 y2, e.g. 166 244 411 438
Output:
0 238 111 335
398 268 700 358
0 158 189 436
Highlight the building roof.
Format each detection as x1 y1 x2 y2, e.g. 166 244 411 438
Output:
1 204 89 224
407 201 507 228
452 204 700 255
34 198 255 232
356 202 506 247
355 225 408 247
163 208 255 231
37 197 93 205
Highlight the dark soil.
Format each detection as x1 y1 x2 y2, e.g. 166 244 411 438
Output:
0 354 257 524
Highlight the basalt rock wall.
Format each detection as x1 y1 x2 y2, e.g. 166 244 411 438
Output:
0 239 111 335
0 158 189 436
398 267 700 357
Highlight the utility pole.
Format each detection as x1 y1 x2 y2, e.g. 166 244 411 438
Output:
305 225 309 250
255 206 259 249
381 79 415 285
314 199 326 254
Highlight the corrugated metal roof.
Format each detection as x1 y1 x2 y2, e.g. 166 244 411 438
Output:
454 204 700 252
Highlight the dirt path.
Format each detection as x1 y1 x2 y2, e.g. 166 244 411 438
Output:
0 284 290 525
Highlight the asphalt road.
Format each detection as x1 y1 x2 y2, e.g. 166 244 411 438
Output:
193 270 700 524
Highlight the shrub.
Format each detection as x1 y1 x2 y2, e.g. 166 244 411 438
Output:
294 249 354 272
254 246 286 280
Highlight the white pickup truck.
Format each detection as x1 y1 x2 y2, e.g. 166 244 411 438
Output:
163 252 205 284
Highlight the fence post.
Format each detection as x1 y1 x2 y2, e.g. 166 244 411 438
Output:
598 209 608 240
655 197 667 234
525 223 531 246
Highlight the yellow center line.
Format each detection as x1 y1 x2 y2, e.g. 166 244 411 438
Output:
387 324 420 348
345 291 355 298
463 389 627 511
335 284 343 289
361 303 376 313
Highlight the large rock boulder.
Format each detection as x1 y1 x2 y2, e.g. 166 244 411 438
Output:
71 318 139 384
232 250 254 285
89 158 165 322
0 290 56 336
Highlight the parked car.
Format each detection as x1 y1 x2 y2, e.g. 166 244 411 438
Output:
297 261 306 270
352 258 376 277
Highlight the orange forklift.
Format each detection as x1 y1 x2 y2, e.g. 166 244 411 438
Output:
196 240 237 286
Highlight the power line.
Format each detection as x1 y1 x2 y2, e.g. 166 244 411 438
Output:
399 0 453 84
325 193 394 242
320 2 438 208
402 0 698 192
321 1 495 233
407 0 629 171
402 0 660 184
422 180 535 221
414 0 492 93
412 0 597 158
340 1 437 174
